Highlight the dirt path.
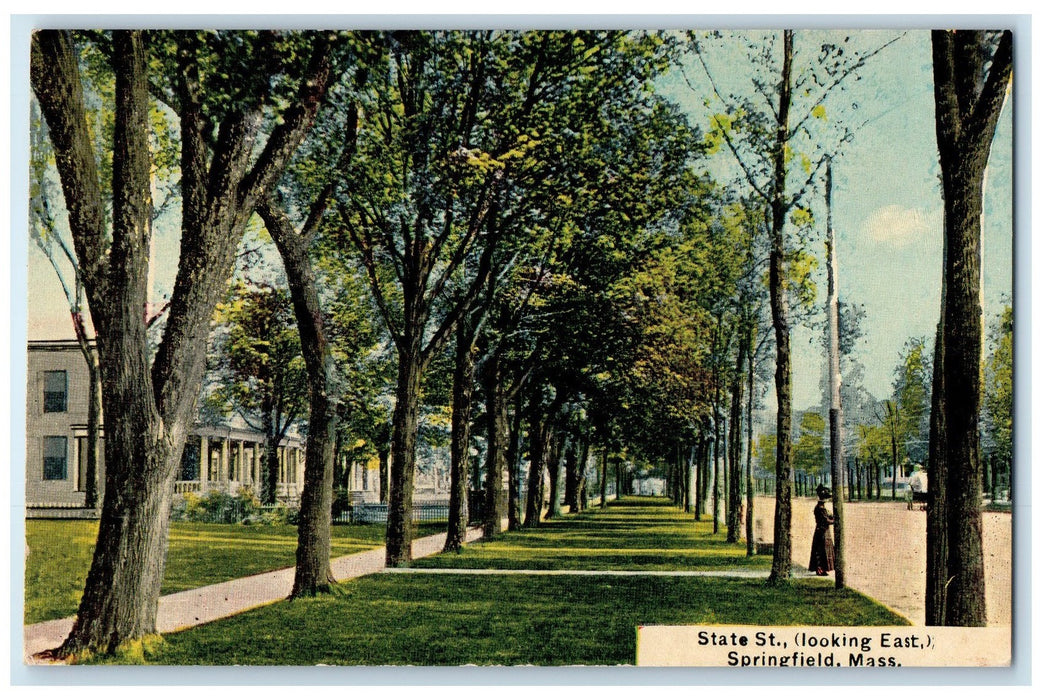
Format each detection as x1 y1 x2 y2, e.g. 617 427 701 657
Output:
754 496 1011 626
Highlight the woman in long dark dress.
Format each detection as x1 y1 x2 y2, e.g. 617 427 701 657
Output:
809 484 835 576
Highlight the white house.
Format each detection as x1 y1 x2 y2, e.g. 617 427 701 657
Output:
25 340 313 517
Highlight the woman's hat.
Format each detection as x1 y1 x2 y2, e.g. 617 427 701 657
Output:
816 484 832 499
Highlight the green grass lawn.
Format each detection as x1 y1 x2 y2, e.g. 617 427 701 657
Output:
24 519 445 624
132 573 907 666
92 497 907 666
413 496 773 572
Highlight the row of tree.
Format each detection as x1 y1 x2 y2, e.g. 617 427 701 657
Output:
28 27 1012 659
30 29 741 658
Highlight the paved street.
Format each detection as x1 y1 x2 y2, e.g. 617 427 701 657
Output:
755 495 1012 626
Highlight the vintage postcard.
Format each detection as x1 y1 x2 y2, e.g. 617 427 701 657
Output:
14 19 1019 681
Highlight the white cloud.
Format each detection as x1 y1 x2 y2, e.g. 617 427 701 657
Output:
864 205 936 246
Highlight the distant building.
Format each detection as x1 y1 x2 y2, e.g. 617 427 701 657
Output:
25 340 320 517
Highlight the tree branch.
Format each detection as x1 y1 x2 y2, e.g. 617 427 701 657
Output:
29 30 109 307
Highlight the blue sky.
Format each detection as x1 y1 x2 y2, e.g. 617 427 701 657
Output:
664 29 1013 411
24 29 1014 415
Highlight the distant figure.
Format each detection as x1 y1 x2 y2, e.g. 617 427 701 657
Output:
908 467 928 510
908 467 927 494
809 484 836 576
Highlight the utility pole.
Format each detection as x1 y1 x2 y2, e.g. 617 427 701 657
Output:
825 156 846 589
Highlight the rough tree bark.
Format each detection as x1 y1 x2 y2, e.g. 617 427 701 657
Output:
524 397 548 527
30 30 332 656
445 313 478 552
767 30 795 584
928 29 1012 626
481 352 508 537
386 335 424 566
258 195 341 596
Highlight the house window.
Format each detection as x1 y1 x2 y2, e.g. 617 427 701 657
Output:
43 436 68 480
43 371 67 413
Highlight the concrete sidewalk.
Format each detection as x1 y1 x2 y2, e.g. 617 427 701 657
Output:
383 567 814 578
24 524 488 663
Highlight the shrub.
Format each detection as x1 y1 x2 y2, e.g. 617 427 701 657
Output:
260 503 290 526
171 491 206 522
171 487 263 524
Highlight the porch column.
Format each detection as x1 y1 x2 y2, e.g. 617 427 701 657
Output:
220 438 229 483
199 435 209 491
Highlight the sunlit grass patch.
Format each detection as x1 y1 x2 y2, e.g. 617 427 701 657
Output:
413 496 771 572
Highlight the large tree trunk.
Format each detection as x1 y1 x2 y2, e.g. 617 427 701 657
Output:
386 340 423 566
926 314 948 624
290 388 336 594
524 404 547 527
481 354 508 537
31 30 332 657
259 197 340 597
445 316 477 552
37 31 170 656
929 29 1011 626
767 30 795 584
36 31 181 657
